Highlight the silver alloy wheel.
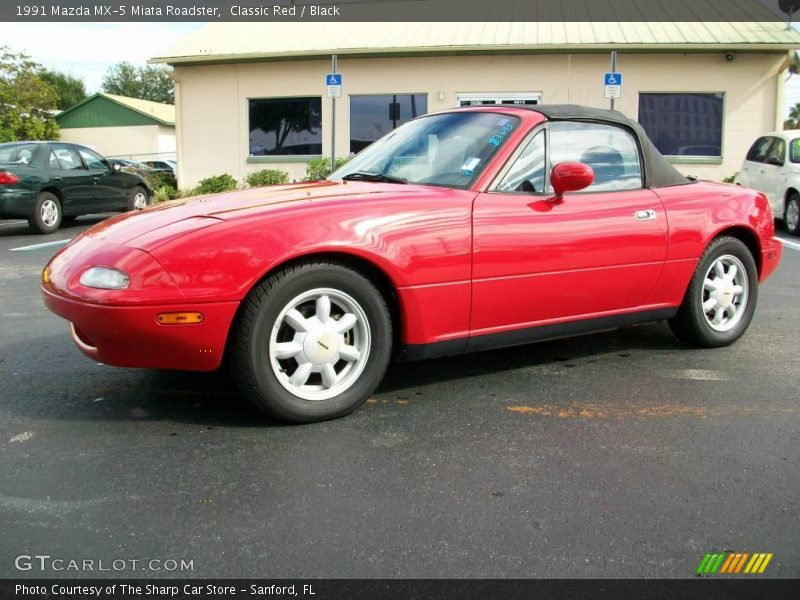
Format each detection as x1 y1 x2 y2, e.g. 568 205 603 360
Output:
268 287 371 401
40 198 59 227
133 191 148 210
701 254 748 332
787 199 799 232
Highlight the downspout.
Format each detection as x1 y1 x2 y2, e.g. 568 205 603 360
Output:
170 67 184 189
777 50 799 131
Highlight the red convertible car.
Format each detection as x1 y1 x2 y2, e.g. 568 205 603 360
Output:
42 105 782 422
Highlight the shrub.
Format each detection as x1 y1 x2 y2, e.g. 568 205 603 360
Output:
153 184 178 203
722 173 738 184
246 168 289 187
304 157 350 181
144 170 177 191
195 173 237 195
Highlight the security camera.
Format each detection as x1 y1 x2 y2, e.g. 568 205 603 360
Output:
725 53 735 62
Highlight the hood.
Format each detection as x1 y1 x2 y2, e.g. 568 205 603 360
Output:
83 180 430 247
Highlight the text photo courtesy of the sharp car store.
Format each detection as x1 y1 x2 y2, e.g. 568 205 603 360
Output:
1 0 800 599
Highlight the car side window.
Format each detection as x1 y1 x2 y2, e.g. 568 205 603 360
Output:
765 138 785 166
78 148 107 170
746 137 773 163
548 121 642 191
496 131 545 193
790 139 800 163
51 146 84 171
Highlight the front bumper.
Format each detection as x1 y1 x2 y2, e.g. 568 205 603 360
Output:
759 237 782 283
42 285 239 371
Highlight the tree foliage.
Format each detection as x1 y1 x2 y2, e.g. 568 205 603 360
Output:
0 46 59 142
40 69 87 110
101 62 174 104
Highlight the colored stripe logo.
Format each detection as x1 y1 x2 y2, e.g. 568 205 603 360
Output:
696 552 773 575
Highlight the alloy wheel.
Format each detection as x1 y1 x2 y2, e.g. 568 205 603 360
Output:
268 288 371 400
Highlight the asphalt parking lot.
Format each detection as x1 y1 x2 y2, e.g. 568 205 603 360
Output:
0 216 798 579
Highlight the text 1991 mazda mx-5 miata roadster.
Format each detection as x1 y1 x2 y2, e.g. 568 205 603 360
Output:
42 105 782 422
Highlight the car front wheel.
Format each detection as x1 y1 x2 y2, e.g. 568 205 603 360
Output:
668 236 758 348
29 191 62 234
785 193 799 236
231 260 393 422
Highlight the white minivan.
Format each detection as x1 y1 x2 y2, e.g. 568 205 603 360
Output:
735 131 799 235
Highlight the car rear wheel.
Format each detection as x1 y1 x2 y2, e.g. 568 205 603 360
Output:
785 193 800 236
668 236 758 348
29 192 62 234
231 260 393 422
128 186 149 211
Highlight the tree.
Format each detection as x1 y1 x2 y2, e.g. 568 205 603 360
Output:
101 62 174 104
785 102 800 129
0 46 59 142
40 69 87 110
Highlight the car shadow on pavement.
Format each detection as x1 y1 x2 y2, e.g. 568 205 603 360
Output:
0 215 111 238
378 321 681 393
2 323 682 427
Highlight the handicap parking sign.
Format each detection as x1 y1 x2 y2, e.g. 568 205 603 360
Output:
604 72 622 99
326 73 342 98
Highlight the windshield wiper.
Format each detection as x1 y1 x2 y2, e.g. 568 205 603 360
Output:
341 171 407 184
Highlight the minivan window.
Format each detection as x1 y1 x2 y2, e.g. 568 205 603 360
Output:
746 137 774 163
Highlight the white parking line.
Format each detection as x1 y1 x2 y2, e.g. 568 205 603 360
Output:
9 239 71 252
777 236 800 252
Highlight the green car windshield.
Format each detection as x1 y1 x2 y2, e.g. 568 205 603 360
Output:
331 112 520 189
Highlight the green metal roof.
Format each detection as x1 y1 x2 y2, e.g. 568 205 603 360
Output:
56 93 175 129
151 20 800 65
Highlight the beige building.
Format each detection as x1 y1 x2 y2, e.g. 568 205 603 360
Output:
56 93 176 162
151 21 800 188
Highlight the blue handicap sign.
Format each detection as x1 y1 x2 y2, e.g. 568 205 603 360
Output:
326 73 342 86
604 72 622 86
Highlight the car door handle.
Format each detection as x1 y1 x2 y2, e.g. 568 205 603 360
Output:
759 169 767 174
53 176 62 181
635 210 657 221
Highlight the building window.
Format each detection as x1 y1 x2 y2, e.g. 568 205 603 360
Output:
456 93 542 107
638 93 723 158
248 97 322 156
349 94 427 153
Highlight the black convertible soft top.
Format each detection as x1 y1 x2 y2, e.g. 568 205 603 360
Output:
485 104 691 189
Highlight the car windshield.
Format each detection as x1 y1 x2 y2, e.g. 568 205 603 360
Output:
331 111 520 189
0 143 42 166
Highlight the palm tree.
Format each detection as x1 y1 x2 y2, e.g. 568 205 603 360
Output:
786 102 800 129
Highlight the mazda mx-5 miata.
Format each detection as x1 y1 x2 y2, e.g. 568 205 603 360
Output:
42 105 782 422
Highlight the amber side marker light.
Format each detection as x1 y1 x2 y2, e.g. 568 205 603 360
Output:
157 312 204 325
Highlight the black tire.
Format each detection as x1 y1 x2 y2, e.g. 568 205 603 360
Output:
28 191 62 234
784 193 800 236
231 260 393 423
668 236 758 348
128 186 149 211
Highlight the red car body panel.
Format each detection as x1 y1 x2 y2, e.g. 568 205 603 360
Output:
41 106 782 371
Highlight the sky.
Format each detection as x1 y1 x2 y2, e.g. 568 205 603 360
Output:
2 21 800 117
1 23 204 92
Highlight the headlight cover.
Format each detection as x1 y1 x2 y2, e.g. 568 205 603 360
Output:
79 267 130 290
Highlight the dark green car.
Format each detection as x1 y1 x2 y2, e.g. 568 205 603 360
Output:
0 141 153 233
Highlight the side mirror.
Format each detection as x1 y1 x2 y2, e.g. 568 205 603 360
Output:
111 162 121 172
550 162 594 199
